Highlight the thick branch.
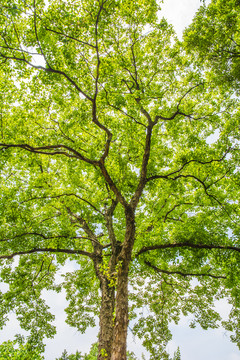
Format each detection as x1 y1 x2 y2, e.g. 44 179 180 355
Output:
98 161 128 208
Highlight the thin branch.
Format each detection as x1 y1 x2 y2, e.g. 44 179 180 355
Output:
136 242 240 257
44 26 96 49
98 161 128 208
0 247 94 260
33 0 50 68
103 87 147 128
0 52 93 101
153 83 204 124
66 207 102 248
163 203 193 223
91 1 113 163
20 193 103 215
147 147 231 182
0 143 97 165
0 232 92 243
105 199 118 248
145 260 226 279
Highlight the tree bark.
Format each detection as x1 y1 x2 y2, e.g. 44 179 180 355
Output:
111 210 135 360
110 262 129 360
98 278 115 360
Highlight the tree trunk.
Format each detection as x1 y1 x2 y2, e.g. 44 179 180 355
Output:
110 261 129 360
98 278 115 360
111 211 135 360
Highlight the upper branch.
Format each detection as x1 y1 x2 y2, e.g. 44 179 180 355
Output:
91 1 113 162
0 52 92 101
0 143 97 165
146 147 231 182
33 0 50 68
43 26 96 49
21 193 104 216
153 83 204 124
130 124 153 209
98 161 128 208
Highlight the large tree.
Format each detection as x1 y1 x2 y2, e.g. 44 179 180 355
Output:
0 0 240 359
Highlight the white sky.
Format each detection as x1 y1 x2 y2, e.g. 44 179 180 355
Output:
160 0 205 38
1 0 240 359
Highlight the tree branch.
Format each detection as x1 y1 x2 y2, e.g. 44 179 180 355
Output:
153 83 204 124
146 147 231 182
0 247 94 260
20 193 104 215
43 26 96 49
130 124 153 209
144 260 226 279
0 52 92 101
0 143 97 165
0 232 94 246
136 242 240 257
98 161 128 208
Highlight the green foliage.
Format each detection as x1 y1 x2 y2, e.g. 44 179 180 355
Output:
56 349 83 360
0 338 43 360
55 344 136 360
0 0 240 358
184 0 240 89
172 347 181 360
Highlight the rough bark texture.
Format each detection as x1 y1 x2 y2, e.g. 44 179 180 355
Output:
98 278 115 360
110 263 129 360
110 209 135 360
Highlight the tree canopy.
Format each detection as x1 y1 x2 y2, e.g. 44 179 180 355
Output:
0 0 240 359
184 0 240 88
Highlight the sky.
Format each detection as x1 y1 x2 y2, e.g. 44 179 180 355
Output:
1 0 240 359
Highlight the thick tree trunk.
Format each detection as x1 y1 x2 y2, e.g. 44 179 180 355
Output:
111 210 135 360
98 278 115 360
110 262 129 360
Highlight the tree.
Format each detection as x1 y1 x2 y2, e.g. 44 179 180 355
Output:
172 347 181 360
0 0 240 359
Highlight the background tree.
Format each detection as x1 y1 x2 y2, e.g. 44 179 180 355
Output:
0 0 240 359
172 347 181 360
